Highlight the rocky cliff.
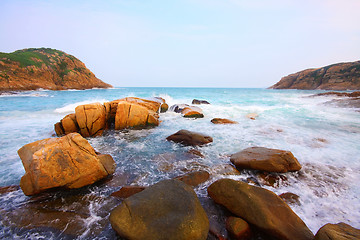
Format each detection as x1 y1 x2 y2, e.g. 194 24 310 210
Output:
270 61 360 90
0 48 112 91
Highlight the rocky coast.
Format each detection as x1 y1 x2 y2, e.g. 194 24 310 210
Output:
3 95 359 240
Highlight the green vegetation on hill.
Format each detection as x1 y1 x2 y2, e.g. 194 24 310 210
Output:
0 48 76 68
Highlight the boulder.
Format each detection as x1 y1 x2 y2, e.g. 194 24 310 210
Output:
75 102 106 137
111 186 146 198
207 178 314 240
226 216 252 240
104 99 122 127
192 99 210 105
230 147 301 173
174 170 210 187
109 179 209 240
18 133 115 195
314 222 360 240
114 101 159 130
211 118 238 124
166 130 213 146
61 113 79 134
119 97 162 112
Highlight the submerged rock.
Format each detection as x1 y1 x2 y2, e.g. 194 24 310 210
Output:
279 192 301 206
166 129 213 146
314 222 360 240
246 113 258 120
109 179 209 240
0 185 20 195
1 193 119 237
192 99 210 105
18 133 115 195
211 118 238 124
208 178 314 240
230 147 301 173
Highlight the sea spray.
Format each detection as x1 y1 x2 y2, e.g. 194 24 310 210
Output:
0 87 359 238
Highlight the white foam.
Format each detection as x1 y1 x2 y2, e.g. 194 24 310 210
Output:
54 99 108 114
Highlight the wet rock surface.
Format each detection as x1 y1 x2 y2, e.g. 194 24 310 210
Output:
230 147 302 173
314 222 360 240
208 178 314 240
166 129 213 146
109 179 209 240
18 133 115 195
211 118 238 124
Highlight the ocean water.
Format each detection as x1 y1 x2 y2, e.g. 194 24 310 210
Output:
0 87 359 239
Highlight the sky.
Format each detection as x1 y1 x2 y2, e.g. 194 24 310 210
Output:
0 0 359 88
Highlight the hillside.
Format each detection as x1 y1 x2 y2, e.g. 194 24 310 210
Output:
270 61 360 90
0 48 112 91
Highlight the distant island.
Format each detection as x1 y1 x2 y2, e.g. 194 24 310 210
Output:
270 60 360 90
0 48 112 91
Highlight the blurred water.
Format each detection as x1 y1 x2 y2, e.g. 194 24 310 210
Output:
0 87 359 238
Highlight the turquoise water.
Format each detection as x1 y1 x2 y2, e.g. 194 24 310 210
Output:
0 88 359 239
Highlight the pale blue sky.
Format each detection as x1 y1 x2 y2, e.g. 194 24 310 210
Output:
1 0 359 87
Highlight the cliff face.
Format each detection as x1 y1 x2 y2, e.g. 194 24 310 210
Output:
270 61 360 90
0 48 112 91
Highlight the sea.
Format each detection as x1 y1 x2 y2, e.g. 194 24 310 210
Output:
0 87 359 239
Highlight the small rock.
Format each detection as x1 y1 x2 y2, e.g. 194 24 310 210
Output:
174 170 210 187
211 118 238 124
230 147 302 173
257 172 288 187
211 164 241 176
314 222 360 240
166 129 213 146
182 106 204 118
226 216 252 240
246 113 258 120
192 99 210 105
279 192 300 206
